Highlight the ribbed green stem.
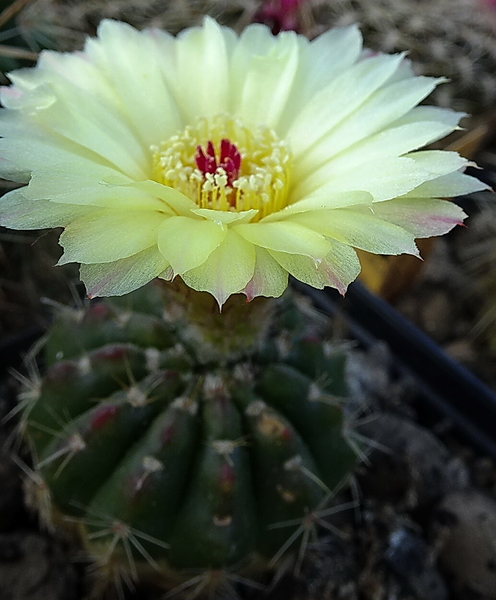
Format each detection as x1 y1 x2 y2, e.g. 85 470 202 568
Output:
157 278 275 363
24 281 357 590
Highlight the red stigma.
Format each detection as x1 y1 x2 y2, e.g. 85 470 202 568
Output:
195 139 241 187
91 404 119 431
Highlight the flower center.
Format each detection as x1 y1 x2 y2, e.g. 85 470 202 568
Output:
151 115 292 221
195 139 241 188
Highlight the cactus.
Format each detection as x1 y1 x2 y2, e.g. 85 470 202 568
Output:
20 281 356 592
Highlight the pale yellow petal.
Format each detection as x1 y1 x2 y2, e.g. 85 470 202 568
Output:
269 241 361 295
157 215 226 274
9 50 120 113
125 181 196 216
59 209 165 264
86 20 181 147
402 172 489 198
243 246 288 301
289 208 419 256
235 220 331 259
264 191 373 222
23 166 167 211
0 81 55 111
31 73 149 179
144 28 178 96
404 150 469 180
287 53 406 157
181 229 256 306
81 248 169 298
278 25 363 132
191 207 258 224
387 55 415 82
391 105 466 129
0 188 93 229
297 157 429 203
367 198 467 238
295 120 460 196
175 17 235 121
0 115 114 183
294 75 443 180
231 25 300 128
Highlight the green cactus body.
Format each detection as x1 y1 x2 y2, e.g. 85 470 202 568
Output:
21 282 356 589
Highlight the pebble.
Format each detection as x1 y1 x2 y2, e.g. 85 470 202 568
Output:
385 528 448 600
438 490 496 599
269 535 358 600
0 532 78 600
357 413 470 507
419 291 454 342
0 444 26 533
443 339 478 365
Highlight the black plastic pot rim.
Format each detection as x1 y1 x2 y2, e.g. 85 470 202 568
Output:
298 280 496 460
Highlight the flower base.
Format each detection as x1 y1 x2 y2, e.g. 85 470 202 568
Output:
157 278 274 363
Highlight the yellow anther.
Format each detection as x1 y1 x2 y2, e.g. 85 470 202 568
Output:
152 115 292 222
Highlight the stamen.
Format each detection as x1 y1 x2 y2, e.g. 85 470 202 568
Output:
195 138 242 196
152 115 292 221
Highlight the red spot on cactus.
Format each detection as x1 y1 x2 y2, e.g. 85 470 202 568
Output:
91 404 119 430
163 371 180 382
211 393 230 417
46 362 77 384
280 427 292 442
88 303 111 320
302 336 320 345
219 463 235 493
98 346 129 362
160 424 175 445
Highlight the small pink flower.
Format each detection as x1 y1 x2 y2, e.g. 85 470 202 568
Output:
254 0 305 33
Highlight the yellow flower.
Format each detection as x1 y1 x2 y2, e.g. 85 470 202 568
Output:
0 18 486 305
